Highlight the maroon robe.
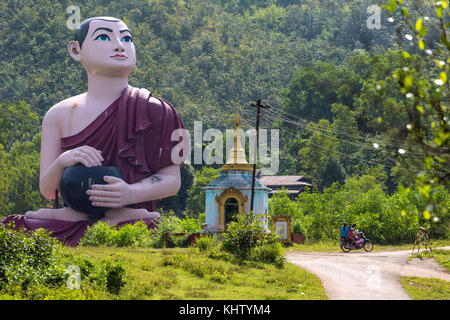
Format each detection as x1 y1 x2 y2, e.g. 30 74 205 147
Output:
1 85 186 247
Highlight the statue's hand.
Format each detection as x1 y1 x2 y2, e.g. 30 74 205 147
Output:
58 145 103 168
86 176 132 208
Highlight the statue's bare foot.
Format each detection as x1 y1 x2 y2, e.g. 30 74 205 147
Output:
25 206 89 222
101 207 160 226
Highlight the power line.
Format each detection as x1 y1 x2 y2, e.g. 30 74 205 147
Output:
264 107 428 157
262 116 446 175
263 116 397 168
264 111 380 152
264 110 447 172
267 105 427 150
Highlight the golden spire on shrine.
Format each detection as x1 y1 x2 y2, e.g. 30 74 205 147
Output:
233 106 241 128
220 106 253 172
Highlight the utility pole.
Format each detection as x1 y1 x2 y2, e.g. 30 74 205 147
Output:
250 99 271 214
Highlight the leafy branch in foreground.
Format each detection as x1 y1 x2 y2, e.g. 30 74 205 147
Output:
381 0 449 222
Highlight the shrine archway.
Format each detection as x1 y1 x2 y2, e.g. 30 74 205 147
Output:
215 187 248 227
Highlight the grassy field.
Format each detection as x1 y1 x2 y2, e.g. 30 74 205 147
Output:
3 234 448 300
284 239 450 254
401 277 450 300
60 246 327 300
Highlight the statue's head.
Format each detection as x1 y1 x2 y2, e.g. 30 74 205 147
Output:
68 16 136 77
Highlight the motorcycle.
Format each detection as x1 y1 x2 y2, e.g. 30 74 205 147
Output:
340 231 374 253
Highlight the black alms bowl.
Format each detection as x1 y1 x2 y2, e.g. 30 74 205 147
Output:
59 164 124 220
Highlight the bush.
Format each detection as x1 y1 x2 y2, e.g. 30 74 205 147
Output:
207 248 234 262
250 242 285 268
0 224 129 298
66 254 128 295
101 258 127 295
111 221 152 247
80 221 152 247
290 176 449 244
80 221 153 248
79 221 115 247
165 234 190 248
195 235 212 252
222 212 270 258
292 219 306 235
179 215 202 233
269 188 299 218
66 254 127 295
0 224 67 290
210 270 228 283
69 254 99 284
147 210 192 248
78 212 204 248
221 212 283 267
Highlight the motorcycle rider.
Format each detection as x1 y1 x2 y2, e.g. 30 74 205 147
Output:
347 223 358 247
340 223 349 244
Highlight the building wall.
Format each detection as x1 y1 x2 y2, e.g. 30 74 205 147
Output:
205 190 219 226
204 188 269 232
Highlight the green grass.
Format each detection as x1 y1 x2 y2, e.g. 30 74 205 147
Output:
60 246 327 300
284 239 450 254
4 235 447 300
401 277 450 300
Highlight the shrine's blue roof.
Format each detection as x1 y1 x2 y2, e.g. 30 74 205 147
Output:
203 170 271 191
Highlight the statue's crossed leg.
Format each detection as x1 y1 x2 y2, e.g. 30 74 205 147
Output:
25 207 89 222
101 207 160 226
25 206 159 226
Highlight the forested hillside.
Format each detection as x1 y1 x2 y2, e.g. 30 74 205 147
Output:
0 0 447 219
2 0 405 124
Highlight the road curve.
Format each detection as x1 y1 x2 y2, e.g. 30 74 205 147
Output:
286 247 450 300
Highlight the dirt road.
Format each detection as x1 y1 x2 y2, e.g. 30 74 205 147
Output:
286 247 450 300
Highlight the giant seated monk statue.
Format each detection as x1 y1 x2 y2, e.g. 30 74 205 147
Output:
1 16 188 246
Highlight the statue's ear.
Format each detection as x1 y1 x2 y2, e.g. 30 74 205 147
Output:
68 40 82 61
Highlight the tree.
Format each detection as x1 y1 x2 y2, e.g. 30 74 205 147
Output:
185 166 220 217
296 120 341 187
381 0 449 223
0 143 13 217
0 101 45 217
7 133 45 216
158 163 195 217
280 62 359 122
381 0 449 182
0 101 40 152
317 156 346 191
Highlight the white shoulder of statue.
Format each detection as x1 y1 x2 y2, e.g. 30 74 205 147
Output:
43 94 85 131
49 94 84 113
43 100 66 125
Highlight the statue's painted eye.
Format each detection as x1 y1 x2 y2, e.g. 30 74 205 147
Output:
121 35 133 42
94 34 110 41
